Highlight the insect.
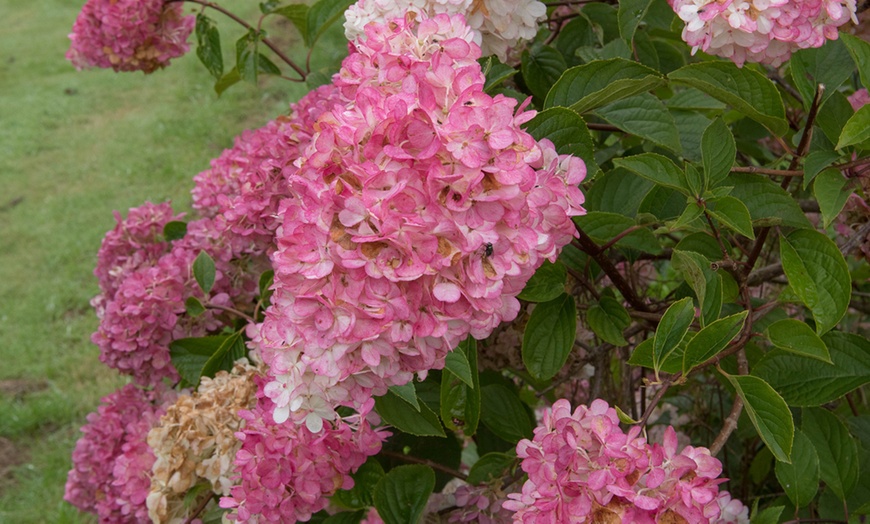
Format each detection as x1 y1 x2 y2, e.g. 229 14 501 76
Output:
483 242 493 258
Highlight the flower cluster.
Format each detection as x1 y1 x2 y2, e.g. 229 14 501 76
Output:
504 399 748 523
448 483 515 523
219 379 388 522
65 384 175 523
147 360 261 524
66 0 194 73
255 12 586 430
670 0 858 66
343 0 547 59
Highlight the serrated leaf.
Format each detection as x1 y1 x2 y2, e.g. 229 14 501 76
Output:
480 384 533 443
517 260 567 303
333 458 385 510
169 335 230 386
701 118 736 187
653 297 695 373
444 350 473 389
668 62 788 135
837 104 870 150
708 196 755 240
802 150 840 189
802 408 859 501
594 93 682 153
728 174 813 229
388 383 420 411
617 0 653 41
672 109 712 162
523 107 596 173
725 374 794 463
841 33 870 90
272 4 309 39
813 168 851 228
193 250 216 294
613 153 688 195
775 429 818 506
780 229 851 334
163 220 187 241
373 465 434 524
766 319 831 363
185 296 206 317
375 390 445 437
667 88 727 110
545 58 665 114
306 0 353 48
522 45 567 100
467 452 515 485
683 310 747 373
789 40 853 108
628 337 686 374
587 296 631 346
817 92 856 145
754 331 870 406
573 212 661 253
665 201 704 231
584 168 653 217
195 14 223 79
522 293 577 381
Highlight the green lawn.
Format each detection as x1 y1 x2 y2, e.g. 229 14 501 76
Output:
0 1 340 521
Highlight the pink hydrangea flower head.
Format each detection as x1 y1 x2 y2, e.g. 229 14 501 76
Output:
669 0 858 66
67 0 195 73
219 377 388 522
255 12 586 428
64 383 175 523
505 399 748 523
449 483 515 523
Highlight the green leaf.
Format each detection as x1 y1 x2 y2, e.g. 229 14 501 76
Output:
388 383 420 411
573 212 661 253
628 337 686 374
523 107 596 173
444 350 473 389
586 296 631 346
766 319 831 363
201 331 247 379
724 374 794 463
841 33 870 90
169 335 230 386
613 153 687 194
728 174 813 229
322 511 365 524
306 0 353 48
467 452 515 485
585 168 653 217
789 40 853 108
257 54 282 76
665 201 704 232
214 67 241 96
193 250 216 294
667 88 727 110
817 92 856 145
195 14 223 79
617 0 654 41
707 196 755 240
593 93 682 153
163 220 187 241
780 230 851 334
271 4 309 39
544 58 665 114
672 109 712 162
682 310 747 373
668 62 788 135
375 390 445 437
753 331 870 406
813 168 851 228
333 458 385 509
185 296 206 317
774 429 818 506
373 465 435 524
701 118 736 187
837 104 870 150
480 384 533 443
517 260 567 303
802 408 859 501
521 45 567 100
752 506 784 524
440 338 480 434
235 30 261 84
480 56 518 92
653 297 695 373
671 249 716 325
522 293 577 381
258 269 274 303
802 150 840 189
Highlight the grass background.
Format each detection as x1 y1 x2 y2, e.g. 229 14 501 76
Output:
0 1 344 521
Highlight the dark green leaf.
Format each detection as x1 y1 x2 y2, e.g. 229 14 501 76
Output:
653 297 695 373
841 33 870 90
322 511 365 524
594 93 682 153
444 349 473 389
728 174 813 229
522 293 577 381
817 92 856 145
333 458 385 509
521 45 567 100
802 408 859 501
195 14 223 79
480 384 533 443
306 0 354 48
440 338 480 434
544 58 665 114
780 229 850 334
523 107 596 173
272 4 309 39
388 383 420 411
671 249 718 325
467 452 515 485
802 150 840 189
373 465 435 524
837 104 870 150
668 62 788 135
258 269 274 303
257 54 281 76
671 109 711 163
573 212 661 253
163 220 187 241
766 319 831 363
667 88 727 110
517 260 567 303
585 168 653 217
683 310 747 373
752 506 784 524
613 153 687 195
617 0 654 41
774 429 818 505
586 296 631 346
701 118 736 187
754 331 870 406
628 337 686 374
193 250 216 294
790 39 853 108
813 168 851 228
725 374 794 463
185 296 206 317
480 56 518 92
708 196 755 240
169 335 230 386
235 30 261 84
375 390 445 437
201 331 247 379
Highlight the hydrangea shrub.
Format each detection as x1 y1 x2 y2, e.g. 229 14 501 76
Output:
63 0 870 522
